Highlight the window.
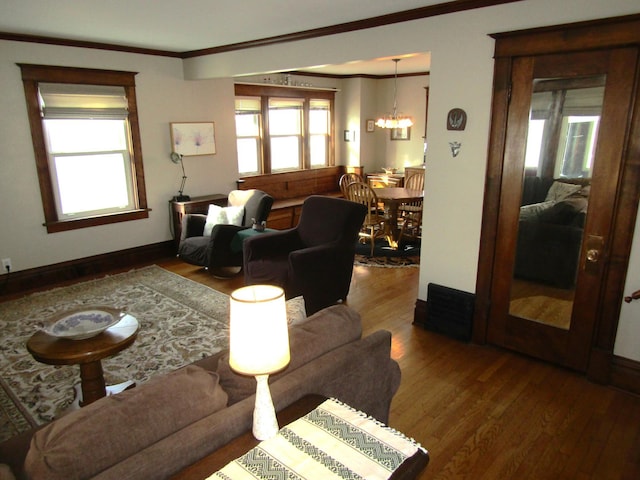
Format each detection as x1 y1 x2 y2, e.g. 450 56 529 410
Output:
269 97 303 171
309 99 330 167
234 84 334 175
19 64 148 233
235 96 262 175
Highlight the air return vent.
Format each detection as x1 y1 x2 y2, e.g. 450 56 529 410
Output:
424 283 475 341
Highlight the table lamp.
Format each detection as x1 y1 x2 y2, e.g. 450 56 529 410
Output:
229 285 290 440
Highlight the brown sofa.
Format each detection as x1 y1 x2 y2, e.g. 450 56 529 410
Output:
0 304 400 480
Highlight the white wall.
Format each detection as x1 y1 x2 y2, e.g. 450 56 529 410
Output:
383 75 428 171
0 0 638 361
182 0 640 361
0 41 239 272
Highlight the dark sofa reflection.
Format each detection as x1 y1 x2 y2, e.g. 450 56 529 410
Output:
514 177 590 289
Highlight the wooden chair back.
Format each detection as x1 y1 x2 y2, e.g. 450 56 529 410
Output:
346 182 384 225
404 173 424 191
346 182 387 255
339 173 363 197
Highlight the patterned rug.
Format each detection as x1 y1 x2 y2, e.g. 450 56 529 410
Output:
353 238 420 267
0 266 231 442
354 255 420 267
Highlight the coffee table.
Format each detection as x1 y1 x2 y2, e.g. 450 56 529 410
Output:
27 313 139 407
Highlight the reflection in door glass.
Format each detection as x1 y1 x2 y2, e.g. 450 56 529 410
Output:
509 76 605 330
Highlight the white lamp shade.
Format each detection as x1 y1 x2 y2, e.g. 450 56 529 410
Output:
229 285 290 376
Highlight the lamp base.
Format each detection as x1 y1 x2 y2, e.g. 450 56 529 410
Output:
252 374 279 440
172 194 191 202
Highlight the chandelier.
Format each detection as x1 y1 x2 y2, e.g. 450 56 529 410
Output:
375 59 414 129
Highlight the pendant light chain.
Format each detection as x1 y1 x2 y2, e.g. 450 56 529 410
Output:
375 58 414 129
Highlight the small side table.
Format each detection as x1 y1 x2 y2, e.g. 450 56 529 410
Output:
171 395 428 480
230 227 277 253
27 314 139 407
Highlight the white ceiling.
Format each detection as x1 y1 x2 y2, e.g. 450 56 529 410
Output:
0 0 438 75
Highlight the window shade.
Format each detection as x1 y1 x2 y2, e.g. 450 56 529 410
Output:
269 98 303 110
235 96 261 114
310 99 330 110
39 83 128 119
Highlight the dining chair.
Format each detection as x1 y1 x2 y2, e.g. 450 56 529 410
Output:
399 173 424 240
400 173 424 212
346 182 387 255
338 172 363 197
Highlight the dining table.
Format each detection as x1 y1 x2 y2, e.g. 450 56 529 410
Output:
373 187 423 249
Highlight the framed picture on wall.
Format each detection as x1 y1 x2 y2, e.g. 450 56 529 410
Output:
366 119 375 132
390 127 411 141
170 122 216 156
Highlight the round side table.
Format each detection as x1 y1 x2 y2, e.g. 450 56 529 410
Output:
27 314 139 407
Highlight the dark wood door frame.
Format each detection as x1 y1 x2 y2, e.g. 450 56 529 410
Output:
473 14 640 385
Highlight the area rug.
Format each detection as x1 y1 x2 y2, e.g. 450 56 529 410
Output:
0 265 231 442
354 239 420 268
354 254 419 267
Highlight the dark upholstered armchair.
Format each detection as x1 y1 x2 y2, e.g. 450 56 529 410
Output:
178 190 273 275
243 195 367 315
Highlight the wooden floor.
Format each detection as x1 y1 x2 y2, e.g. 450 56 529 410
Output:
9 257 640 478
159 258 640 480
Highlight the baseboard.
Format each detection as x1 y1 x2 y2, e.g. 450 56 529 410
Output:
0 241 174 297
610 356 640 396
413 298 427 326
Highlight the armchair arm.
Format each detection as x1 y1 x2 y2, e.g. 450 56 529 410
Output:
289 242 356 315
289 242 347 270
243 229 303 263
207 224 248 269
180 214 207 242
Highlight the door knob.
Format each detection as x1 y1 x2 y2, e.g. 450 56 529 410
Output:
586 249 600 263
584 235 604 274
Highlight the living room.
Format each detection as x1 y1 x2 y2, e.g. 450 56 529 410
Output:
1 0 639 368
1 0 640 476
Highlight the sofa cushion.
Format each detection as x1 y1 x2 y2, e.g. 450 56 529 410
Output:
538 195 588 225
178 236 211 265
217 304 362 405
25 365 228 480
519 200 555 221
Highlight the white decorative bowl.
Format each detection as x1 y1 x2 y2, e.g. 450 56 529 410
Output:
43 307 125 340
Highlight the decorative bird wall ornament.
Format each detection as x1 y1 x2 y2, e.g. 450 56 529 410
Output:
449 141 462 157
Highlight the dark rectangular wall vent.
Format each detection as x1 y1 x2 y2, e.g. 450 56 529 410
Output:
423 283 475 341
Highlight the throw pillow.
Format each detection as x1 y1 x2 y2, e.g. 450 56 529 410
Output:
203 205 245 236
285 296 307 325
224 205 245 226
545 181 582 202
519 201 555 221
203 204 225 236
